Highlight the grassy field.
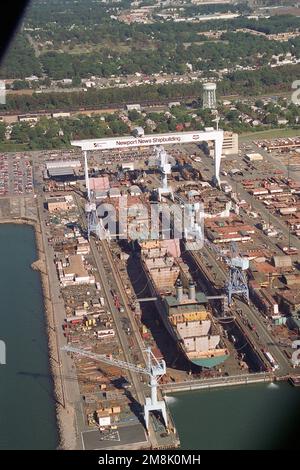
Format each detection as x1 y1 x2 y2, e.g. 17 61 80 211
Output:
0 142 30 152
239 127 300 142
36 39 157 55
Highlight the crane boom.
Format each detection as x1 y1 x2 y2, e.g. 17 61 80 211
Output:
61 344 168 430
62 345 150 376
62 345 166 378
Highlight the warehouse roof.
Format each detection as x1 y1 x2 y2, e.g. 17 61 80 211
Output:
89 176 110 191
278 289 300 305
46 160 80 169
64 255 88 278
48 167 75 177
273 255 292 268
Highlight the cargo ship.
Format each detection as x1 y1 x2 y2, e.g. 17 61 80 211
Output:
139 240 229 368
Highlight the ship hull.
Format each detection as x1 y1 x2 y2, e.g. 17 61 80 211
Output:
190 354 229 368
142 261 229 369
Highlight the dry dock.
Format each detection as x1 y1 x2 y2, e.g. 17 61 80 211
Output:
162 372 275 393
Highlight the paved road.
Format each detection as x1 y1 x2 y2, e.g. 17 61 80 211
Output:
37 194 84 449
82 422 148 451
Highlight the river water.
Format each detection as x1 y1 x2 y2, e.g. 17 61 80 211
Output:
0 224 58 449
167 382 300 450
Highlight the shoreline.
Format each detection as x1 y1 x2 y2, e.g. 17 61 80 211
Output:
0 217 77 450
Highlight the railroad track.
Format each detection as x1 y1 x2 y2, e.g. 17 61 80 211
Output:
100 239 147 360
89 240 149 412
0 96 198 117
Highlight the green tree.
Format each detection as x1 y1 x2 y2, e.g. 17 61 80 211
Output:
72 76 81 87
0 123 6 141
128 109 141 122
264 113 278 125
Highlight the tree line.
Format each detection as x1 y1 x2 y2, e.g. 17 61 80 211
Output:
1 64 299 114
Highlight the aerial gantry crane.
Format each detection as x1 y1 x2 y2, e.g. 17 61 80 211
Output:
61 345 168 431
226 241 249 306
174 190 249 306
83 150 101 239
83 151 108 240
205 239 249 306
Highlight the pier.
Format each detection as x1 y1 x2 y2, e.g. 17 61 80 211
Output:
162 372 275 393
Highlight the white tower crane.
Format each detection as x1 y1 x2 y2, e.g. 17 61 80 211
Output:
184 201 203 247
61 345 168 431
84 150 91 202
83 151 105 240
212 113 220 131
155 146 175 202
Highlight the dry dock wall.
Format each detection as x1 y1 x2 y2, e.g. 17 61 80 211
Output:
162 372 275 393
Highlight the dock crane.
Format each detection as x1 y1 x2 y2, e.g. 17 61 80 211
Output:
61 345 168 431
203 238 249 306
173 193 249 306
152 146 175 202
83 151 109 240
83 150 102 240
226 241 249 306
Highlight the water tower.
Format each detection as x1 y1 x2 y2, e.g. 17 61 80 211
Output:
203 82 217 110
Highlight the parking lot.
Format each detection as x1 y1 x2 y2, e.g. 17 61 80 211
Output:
81 422 147 450
0 154 33 197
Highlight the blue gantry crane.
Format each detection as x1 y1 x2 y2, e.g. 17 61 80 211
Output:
225 242 249 306
204 239 249 306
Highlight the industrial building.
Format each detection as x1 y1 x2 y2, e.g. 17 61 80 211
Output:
245 153 264 162
45 160 81 181
57 254 95 286
89 176 110 192
47 167 76 179
47 195 75 213
46 160 81 170
222 132 239 156
125 104 141 112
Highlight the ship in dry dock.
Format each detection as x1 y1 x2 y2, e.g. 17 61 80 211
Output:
139 239 229 368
